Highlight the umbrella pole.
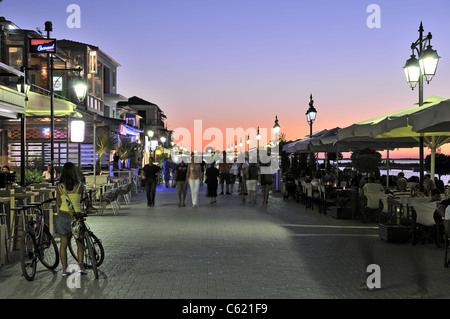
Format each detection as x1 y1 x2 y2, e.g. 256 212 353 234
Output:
386 148 390 189
419 136 424 191
431 136 436 180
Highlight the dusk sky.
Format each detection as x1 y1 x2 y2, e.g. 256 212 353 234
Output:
2 0 450 157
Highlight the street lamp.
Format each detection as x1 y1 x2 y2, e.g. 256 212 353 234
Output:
160 136 166 159
403 22 440 190
73 77 88 101
306 94 318 175
306 94 317 137
246 134 251 153
272 115 280 137
256 126 261 161
44 21 88 185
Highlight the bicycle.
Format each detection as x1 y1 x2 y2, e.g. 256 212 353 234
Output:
67 209 104 280
15 197 59 281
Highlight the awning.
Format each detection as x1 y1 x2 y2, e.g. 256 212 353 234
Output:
25 91 79 117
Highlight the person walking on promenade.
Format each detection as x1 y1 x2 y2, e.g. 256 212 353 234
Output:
163 157 172 188
142 157 160 207
219 152 231 195
260 161 273 204
187 155 201 207
229 159 239 194
246 161 260 204
240 155 249 200
55 162 86 276
205 162 220 204
174 160 188 207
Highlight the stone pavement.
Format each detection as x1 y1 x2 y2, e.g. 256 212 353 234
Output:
1 183 450 301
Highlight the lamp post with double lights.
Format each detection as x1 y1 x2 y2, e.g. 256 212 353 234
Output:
42 21 87 185
403 22 440 189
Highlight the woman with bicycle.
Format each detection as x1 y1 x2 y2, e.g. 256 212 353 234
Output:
55 162 86 276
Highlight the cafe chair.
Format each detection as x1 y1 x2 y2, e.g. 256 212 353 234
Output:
318 185 333 215
411 205 440 247
118 183 133 205
445 230 450 268
99 188 120 215
299 181 307 205
305 183 314 210
360 191 383 223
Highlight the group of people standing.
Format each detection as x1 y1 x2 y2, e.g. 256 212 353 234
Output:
141 155 274 208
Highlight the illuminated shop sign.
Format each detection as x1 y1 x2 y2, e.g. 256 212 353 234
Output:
29 39 57 53
89 51 97 74
120 124 140 136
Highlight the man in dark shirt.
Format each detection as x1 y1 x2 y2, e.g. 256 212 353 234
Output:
142 157 161 207
174 161 188 207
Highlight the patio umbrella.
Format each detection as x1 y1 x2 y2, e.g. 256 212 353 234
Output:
337 96 450 184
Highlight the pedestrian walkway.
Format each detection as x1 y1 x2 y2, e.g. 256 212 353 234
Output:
1 184 450 300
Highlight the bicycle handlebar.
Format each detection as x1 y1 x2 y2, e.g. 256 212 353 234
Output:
41 197 56 205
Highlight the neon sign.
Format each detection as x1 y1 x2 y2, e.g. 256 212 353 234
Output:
29 39 57 54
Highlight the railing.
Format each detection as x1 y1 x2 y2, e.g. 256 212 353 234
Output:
87 94 104 113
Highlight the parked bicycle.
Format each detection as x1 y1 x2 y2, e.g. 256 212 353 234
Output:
16 197 59 281
67 209 104 280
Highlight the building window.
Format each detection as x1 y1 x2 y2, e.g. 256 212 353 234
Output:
8 46 23 70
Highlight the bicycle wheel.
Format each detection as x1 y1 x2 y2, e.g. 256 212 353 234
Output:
68 231 104 268
88 231 104 267
20 231 37 281
67 232 77 261
39 226 59 270
84 232 98 279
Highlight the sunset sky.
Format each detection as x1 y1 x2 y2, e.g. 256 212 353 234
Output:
2 0 450 158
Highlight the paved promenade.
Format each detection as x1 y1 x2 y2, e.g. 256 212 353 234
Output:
1 184 450 301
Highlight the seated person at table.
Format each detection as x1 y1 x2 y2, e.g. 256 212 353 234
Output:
435 194 450 234
42 165 57 181
429 188 442 202
396 172 408 192
423 174 436 197
362 177 384 209
311 171 322 188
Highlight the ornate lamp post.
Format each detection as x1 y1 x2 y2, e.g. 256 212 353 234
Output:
403 22 440 189
306 94 318 175
306 94 317 137
160 136 166 159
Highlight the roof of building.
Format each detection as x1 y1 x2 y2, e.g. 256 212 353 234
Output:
117 96 159 107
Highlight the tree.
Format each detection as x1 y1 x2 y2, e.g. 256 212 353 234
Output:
350 148 382 176
96 132 118 160
96 131 118 171
425 153 450 179
117 136 139 168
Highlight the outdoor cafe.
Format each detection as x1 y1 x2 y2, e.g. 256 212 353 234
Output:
281 96 450 253
0 167 139 265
